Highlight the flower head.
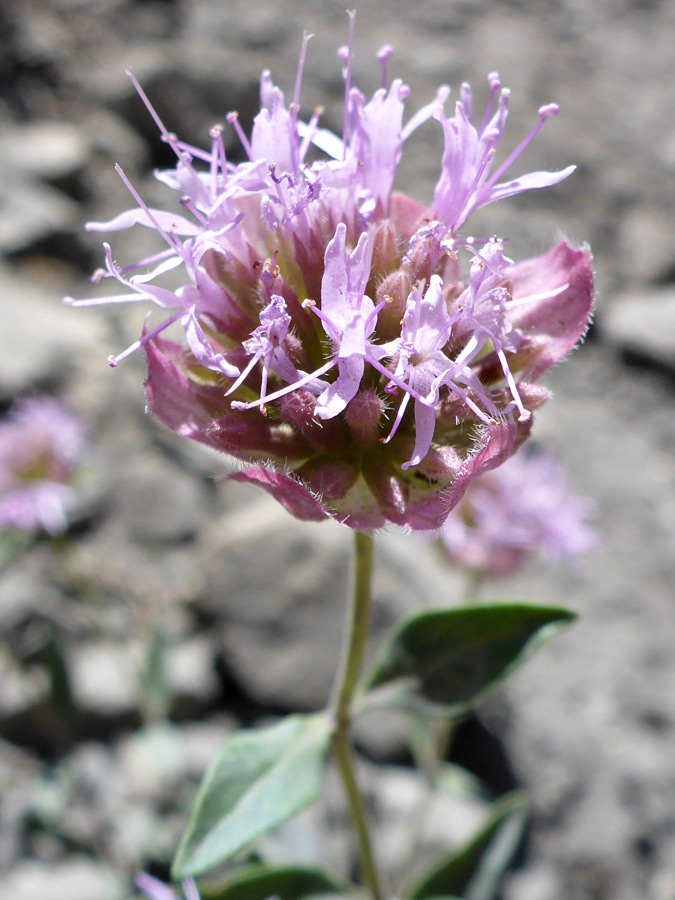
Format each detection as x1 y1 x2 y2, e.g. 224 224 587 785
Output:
437 446 598 577
0 396 86 535
68 23 593 531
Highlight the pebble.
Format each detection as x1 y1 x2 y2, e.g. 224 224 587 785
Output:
0 265 109 400
0 858 123 900
600 287 675 373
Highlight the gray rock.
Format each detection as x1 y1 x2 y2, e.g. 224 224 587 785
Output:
168 635 220 716
617 207 675 285
0 741 43 869
114 451 211 545
69 640 140 717
479 344 675 900
0 557 62 633
600 287 675 372
0 647 49 720
0 122 90 182
0 858 124 900
201 495 451 711
0 176 77 254
0 265 109 400
363 760 489 891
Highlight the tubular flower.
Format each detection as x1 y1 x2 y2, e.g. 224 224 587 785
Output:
0 396 86 535
136 873 200 900
437 446 598 577
68 22 593 531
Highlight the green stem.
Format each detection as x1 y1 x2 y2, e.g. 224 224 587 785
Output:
330 531 384 900
331 531 374 724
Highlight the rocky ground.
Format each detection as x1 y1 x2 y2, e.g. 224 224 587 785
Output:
1 1 675 898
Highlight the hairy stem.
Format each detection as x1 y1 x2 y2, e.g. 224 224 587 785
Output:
330 531 384 900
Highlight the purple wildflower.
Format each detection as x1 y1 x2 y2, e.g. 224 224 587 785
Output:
0 396 86 535
68 22 593 530
438 447 598 577
135 873 200 900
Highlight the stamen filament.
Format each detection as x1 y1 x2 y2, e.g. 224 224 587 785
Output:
109 307 185 367
232 358 336 411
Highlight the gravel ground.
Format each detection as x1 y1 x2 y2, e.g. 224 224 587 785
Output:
1 1 675 898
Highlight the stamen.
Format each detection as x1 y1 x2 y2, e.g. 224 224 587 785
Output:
231 358 336 412
506 282 568 308
443 381 494 425
293 31 314 117
341 10 357 156
450 333 481 371
65 292 148 307
108 307 185 367
126 70 182 158
180 196 209 228
169 139 213 162
209 124 227 197
478 72 502 135
376 44 394 90
299 106 324 162
114 248 175 277
381 389 411 444
368 357 436 408
126 70 205 194
114 164 183 255
226 111 254 160
306 302 341 342
468 242 508 281
485 101 559 189
493 343 530 421
224 353 262 397
364 295 393 332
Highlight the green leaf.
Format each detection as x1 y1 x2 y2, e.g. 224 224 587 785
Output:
201 863 348 900
140 623 172 723
364 603 575 717
43 628 78 723
435 763 491 804
0 529 33 569
406 792 527 900
172 714 333 880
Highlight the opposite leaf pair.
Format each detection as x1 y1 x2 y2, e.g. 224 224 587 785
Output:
173 602 574 883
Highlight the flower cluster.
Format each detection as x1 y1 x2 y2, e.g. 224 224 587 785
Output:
437 446 598 577
69 22 593 530
0 395 86 535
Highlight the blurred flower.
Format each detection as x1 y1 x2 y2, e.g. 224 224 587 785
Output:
136 873 200 900
68 21 593 530
0 395 86 535
437 447 598 577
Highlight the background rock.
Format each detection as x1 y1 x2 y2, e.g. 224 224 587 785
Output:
1 1 675 898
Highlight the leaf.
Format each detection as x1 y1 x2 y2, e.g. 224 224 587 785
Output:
43 628 78 723
0 529 33 569
140 623 172 723
201 863 348 900
364 603 575 717
435 763 491 805
405 792 527 900
172 714 333 880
